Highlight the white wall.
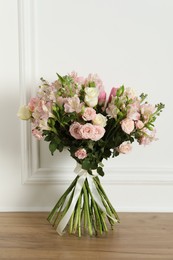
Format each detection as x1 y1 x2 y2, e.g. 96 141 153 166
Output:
0 0 173 212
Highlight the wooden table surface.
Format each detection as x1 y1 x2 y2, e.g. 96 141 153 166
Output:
0 212 173 259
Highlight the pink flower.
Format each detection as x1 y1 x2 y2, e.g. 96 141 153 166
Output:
32 129 43 140
85 74 104 91
64 97 83 113
140 104 155 123
135 120 144 129
91 125 105 141
108 87 118 103
57 96 67 106
69 122 82 139
80 123 95 139
82 107 96 121
75 148 87 159
138 128 157 145
106 104 119 119
127 110 140 120
28 97 39 112
98 90 106 105
69 71 85 85
127 103 140 120
121 118 135 134
116 141 132 154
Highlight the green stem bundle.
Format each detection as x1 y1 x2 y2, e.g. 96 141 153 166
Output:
47 176 119 237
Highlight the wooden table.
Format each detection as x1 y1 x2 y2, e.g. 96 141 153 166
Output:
0 212 173 259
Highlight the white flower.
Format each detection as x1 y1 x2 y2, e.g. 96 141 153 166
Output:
92 113 107 127
84 87 99 107
17 105 31 120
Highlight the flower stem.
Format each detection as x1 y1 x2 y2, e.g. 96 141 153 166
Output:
83 181 93 236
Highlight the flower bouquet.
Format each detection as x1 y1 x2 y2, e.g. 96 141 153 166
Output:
18 72 164 237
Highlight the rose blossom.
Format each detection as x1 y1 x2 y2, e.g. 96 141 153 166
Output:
91 125 105 141
84 87 99 107
69 122 82 139
135 120 144 129
75 148 87 159
92 113 107 127
17 105 32 120
82 107 96 121
120 118 135 134
116 141 132 154
80 123 95 139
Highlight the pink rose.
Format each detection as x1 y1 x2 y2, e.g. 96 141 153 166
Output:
69 122 82 139
80 123 95 139
75 148 87 159
116 141 132 154
82 107 96 121
91 125 105 141
135 120 144 129
108 87 118 103
98 90 106 105
121 118 135 134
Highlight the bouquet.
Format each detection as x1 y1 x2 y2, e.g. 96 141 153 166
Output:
18 72 164 237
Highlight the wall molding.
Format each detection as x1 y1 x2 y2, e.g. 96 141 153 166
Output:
18 0 173 186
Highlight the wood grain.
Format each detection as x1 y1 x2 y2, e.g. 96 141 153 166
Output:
0 212 173 259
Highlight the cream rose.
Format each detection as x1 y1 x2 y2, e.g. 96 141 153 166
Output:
92 113 107 127
17 105 32 120
84 87 99 107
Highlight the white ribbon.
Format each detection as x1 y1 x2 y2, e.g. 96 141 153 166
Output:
56 163 117 235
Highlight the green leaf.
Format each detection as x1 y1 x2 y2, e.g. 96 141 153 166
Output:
116 85 124 97
57 142 64 152
56 73 64 84
49 141 57 155
82 159 91 170
88 81 96 88
97 167 104 176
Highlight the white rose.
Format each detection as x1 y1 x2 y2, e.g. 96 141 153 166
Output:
84 87 99 107
85 87 99 98
85 96 98 107
92 113 107 127
17 105 31 120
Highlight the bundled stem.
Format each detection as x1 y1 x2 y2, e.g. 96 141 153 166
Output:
47 176 119 237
